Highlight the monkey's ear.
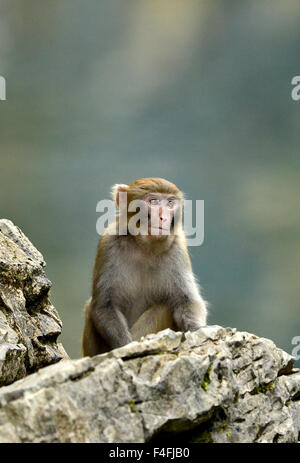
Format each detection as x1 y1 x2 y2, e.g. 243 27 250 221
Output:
111 184 129 207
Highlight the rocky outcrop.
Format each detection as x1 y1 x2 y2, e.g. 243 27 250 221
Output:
0 219 68 386
0 219 299 443
0 327 299 443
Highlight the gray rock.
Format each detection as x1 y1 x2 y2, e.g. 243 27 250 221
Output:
0 219 68 386
0 220 298 443
0 327 298 443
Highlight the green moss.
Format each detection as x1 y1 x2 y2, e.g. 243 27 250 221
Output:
128 400 137 413
250 381 275 395
191 431 214 443
201 365 212 391
216 420 227 434
226 430 232 439
165 421 188 432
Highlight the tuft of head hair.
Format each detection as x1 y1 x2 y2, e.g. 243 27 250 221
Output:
111 184 129 202
128 178 183 200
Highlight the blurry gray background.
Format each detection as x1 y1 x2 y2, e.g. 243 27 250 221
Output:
0 0 299 364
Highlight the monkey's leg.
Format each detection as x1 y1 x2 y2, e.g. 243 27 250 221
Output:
130 304 177 341
81 298 110 356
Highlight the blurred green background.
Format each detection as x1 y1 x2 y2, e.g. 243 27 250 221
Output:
0 0 299 364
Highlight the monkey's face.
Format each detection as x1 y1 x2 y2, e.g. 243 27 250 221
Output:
113 178 184 239
144 193 181 237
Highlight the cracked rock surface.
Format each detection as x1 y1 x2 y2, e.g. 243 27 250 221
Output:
0 219 68 386
0 326 298 443
0 219 298 443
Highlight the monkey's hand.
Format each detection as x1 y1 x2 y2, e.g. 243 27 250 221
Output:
173 299 207 332
91 302 133 349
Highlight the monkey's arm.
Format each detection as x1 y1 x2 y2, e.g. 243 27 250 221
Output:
90 235 133 350
171 271 207 332
90 298 132 349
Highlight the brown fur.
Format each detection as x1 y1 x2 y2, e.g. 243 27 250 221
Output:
82 300 177 356
81 178 207 357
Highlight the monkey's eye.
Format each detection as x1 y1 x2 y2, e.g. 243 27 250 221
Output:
149 198 159 206
167 199 176 208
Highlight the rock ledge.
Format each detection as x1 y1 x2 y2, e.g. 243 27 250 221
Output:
0 219 299 443
0 326 299 443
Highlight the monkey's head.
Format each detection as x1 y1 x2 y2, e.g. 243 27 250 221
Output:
112 178 183 241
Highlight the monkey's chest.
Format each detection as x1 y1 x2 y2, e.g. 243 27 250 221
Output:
114 267 163 301
112 263 168 325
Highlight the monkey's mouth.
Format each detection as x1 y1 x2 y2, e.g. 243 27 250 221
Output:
149 226 171 234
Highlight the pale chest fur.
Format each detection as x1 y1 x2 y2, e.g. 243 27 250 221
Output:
102 236 185 326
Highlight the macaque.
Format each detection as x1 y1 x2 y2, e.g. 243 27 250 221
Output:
82 177 207 356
